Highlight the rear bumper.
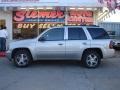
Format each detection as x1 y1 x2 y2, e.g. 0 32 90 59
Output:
113 45 120 50
103 49 115 58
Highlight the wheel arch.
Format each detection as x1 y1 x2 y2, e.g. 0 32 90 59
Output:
11 48 33 60
82 48 103 59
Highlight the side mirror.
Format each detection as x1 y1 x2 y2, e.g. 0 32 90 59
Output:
38 37 46 41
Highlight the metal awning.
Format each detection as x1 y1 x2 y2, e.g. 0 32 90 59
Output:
0 0 102 7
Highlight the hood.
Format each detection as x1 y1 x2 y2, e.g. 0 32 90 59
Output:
9 39 36 49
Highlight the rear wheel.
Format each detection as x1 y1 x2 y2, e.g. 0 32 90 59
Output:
13 50 32 67
82 50 101 68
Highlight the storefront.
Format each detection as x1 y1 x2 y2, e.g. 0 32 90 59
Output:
12 10 94 39
0 0 102 41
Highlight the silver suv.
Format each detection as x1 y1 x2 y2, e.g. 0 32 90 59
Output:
6 26 115 68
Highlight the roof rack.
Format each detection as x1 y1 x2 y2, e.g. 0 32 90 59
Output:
85 25 99 27
64 25 99 27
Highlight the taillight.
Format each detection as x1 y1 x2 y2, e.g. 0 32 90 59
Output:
109 40 115 49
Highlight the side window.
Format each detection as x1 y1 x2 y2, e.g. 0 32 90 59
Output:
87 28 110 39
41 28 64 41
68 28 87 40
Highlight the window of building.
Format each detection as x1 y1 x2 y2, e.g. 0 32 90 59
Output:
0 20 5 27
12 10 65 39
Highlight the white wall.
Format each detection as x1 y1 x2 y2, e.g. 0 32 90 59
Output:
0 11 12 41
104 9 120 22
0 0 102 7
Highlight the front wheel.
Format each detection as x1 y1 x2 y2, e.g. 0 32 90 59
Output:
13 50 32 67
82 50 101 68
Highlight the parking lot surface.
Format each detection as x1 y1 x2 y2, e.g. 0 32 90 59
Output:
0 51 120 90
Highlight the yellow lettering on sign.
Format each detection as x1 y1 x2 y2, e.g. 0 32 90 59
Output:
17 24 23 28
38 24 43 28
23 24 30 28
17 23 36 29
43 24 47 29
47 24 51 28
30 24 36 28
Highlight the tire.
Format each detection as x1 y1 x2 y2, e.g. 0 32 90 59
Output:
13 49 32 67
82 50 101 68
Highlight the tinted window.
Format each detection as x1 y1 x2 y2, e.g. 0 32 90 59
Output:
42 28 64 41
68 28 87 40
87 28 110 39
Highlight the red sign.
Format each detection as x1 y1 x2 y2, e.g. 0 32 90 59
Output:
13 11 65 22
67 11 93 25
13 10 65 29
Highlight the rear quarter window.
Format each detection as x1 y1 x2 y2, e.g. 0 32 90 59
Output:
87 28 110 39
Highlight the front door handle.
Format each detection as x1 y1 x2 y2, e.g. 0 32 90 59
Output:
82 42 87 45
58 43 63 45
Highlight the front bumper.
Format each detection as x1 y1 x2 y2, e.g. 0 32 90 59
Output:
6 50 12 61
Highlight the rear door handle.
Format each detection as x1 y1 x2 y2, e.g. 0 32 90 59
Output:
58 43 63 45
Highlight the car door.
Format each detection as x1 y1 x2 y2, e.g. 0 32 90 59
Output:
36 27 65 60
65 27 90 60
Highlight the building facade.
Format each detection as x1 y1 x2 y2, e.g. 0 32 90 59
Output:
99 22 120 39
0 0 103 41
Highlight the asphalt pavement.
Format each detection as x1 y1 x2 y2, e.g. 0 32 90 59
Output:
0 51 120 90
